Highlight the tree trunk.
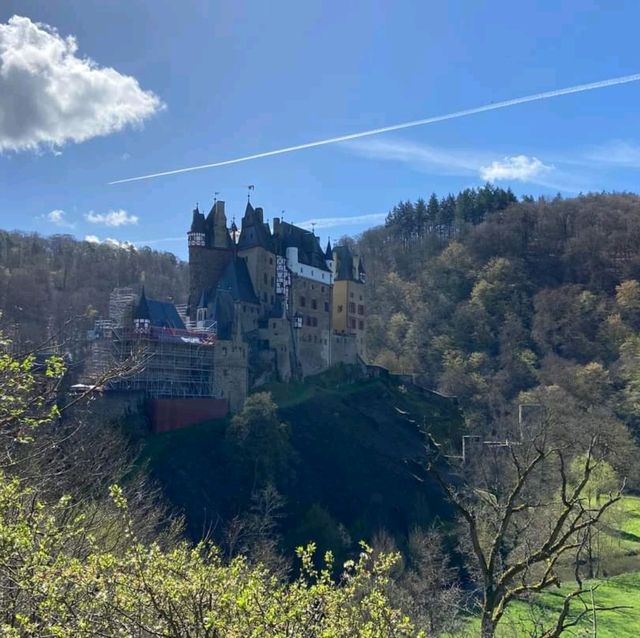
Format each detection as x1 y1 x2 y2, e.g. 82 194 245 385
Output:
481 608 497 638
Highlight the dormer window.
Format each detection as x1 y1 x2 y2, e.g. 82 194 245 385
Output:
197 308 208 323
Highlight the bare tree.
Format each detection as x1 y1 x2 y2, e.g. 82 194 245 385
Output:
428 427 625 638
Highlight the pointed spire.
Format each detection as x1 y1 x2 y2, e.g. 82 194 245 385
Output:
325 237 333 260
243 200 255 220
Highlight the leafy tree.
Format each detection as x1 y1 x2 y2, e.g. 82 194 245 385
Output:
228 392 293 488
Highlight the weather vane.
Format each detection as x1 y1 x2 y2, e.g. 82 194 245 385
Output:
247 184 255 201
214 191 220 203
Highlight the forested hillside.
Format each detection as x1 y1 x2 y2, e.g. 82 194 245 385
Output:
0 231 187 344
359 188 640 439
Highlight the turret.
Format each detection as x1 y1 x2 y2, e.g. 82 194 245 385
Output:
324 238 334 270
206 200 232 249
187 206 206 247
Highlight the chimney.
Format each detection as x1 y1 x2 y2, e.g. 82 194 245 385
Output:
273 217 281 236
215 200 225 216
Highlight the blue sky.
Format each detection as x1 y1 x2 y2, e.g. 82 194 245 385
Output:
1 0 640 258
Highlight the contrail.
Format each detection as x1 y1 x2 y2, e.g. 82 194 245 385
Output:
110 73 640 185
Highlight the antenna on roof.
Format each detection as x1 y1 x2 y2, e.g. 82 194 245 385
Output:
247 184 255 201
281 210 285 221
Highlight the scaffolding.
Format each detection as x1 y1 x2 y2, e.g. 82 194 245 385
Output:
109 288 137 325
85 321 220 399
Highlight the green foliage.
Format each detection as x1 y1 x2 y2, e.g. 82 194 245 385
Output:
0 473 422 637
362 191 640 434
228 392 293 487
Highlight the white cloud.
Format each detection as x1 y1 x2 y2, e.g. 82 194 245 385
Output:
297 213 387 231
104 237 135 249
84 234 134 249
480 155 553 182
43 208 75 228
86 209 139 226
0 15 164 152
347 138 576 190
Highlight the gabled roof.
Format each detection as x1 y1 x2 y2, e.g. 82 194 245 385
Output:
135 290 186 329
334 244 356 281
216 257 259 304
274 220 331 272
237 202 274 251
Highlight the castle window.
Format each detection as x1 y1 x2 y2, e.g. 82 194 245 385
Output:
313 317 318 327
311 299 317 310
269 257 273 265
197 308 207 322
349 318 356 329
263 273 267 285
271 276 274 286
222 347 227 355
358 304 364 315
349 302 356 313
321 286 324 292
322 273 325 280
324 301 329 312
300 296 306 307
359 295 363 301
359 320 364 330
271 295 274 304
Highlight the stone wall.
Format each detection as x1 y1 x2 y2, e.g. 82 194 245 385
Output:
213 338 249 412
289 275 332 376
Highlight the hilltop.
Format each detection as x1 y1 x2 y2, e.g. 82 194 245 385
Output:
137 367 463 555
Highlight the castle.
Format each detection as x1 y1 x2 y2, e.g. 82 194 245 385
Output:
86 198 366 423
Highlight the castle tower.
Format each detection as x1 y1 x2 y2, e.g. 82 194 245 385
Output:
237 202 276 312
187 201 233 320
331 244 367 359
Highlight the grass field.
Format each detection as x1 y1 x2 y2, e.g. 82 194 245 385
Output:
458 496 640 637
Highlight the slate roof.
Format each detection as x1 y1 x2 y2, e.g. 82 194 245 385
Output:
136 290 186 329
189 206 206 233
210 290 236 340
333 245 356 281
237 202 274 251
274 220 331 272
325 238 333 260
217 257 259 304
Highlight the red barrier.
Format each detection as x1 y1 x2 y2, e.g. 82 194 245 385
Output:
148 398 228 433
